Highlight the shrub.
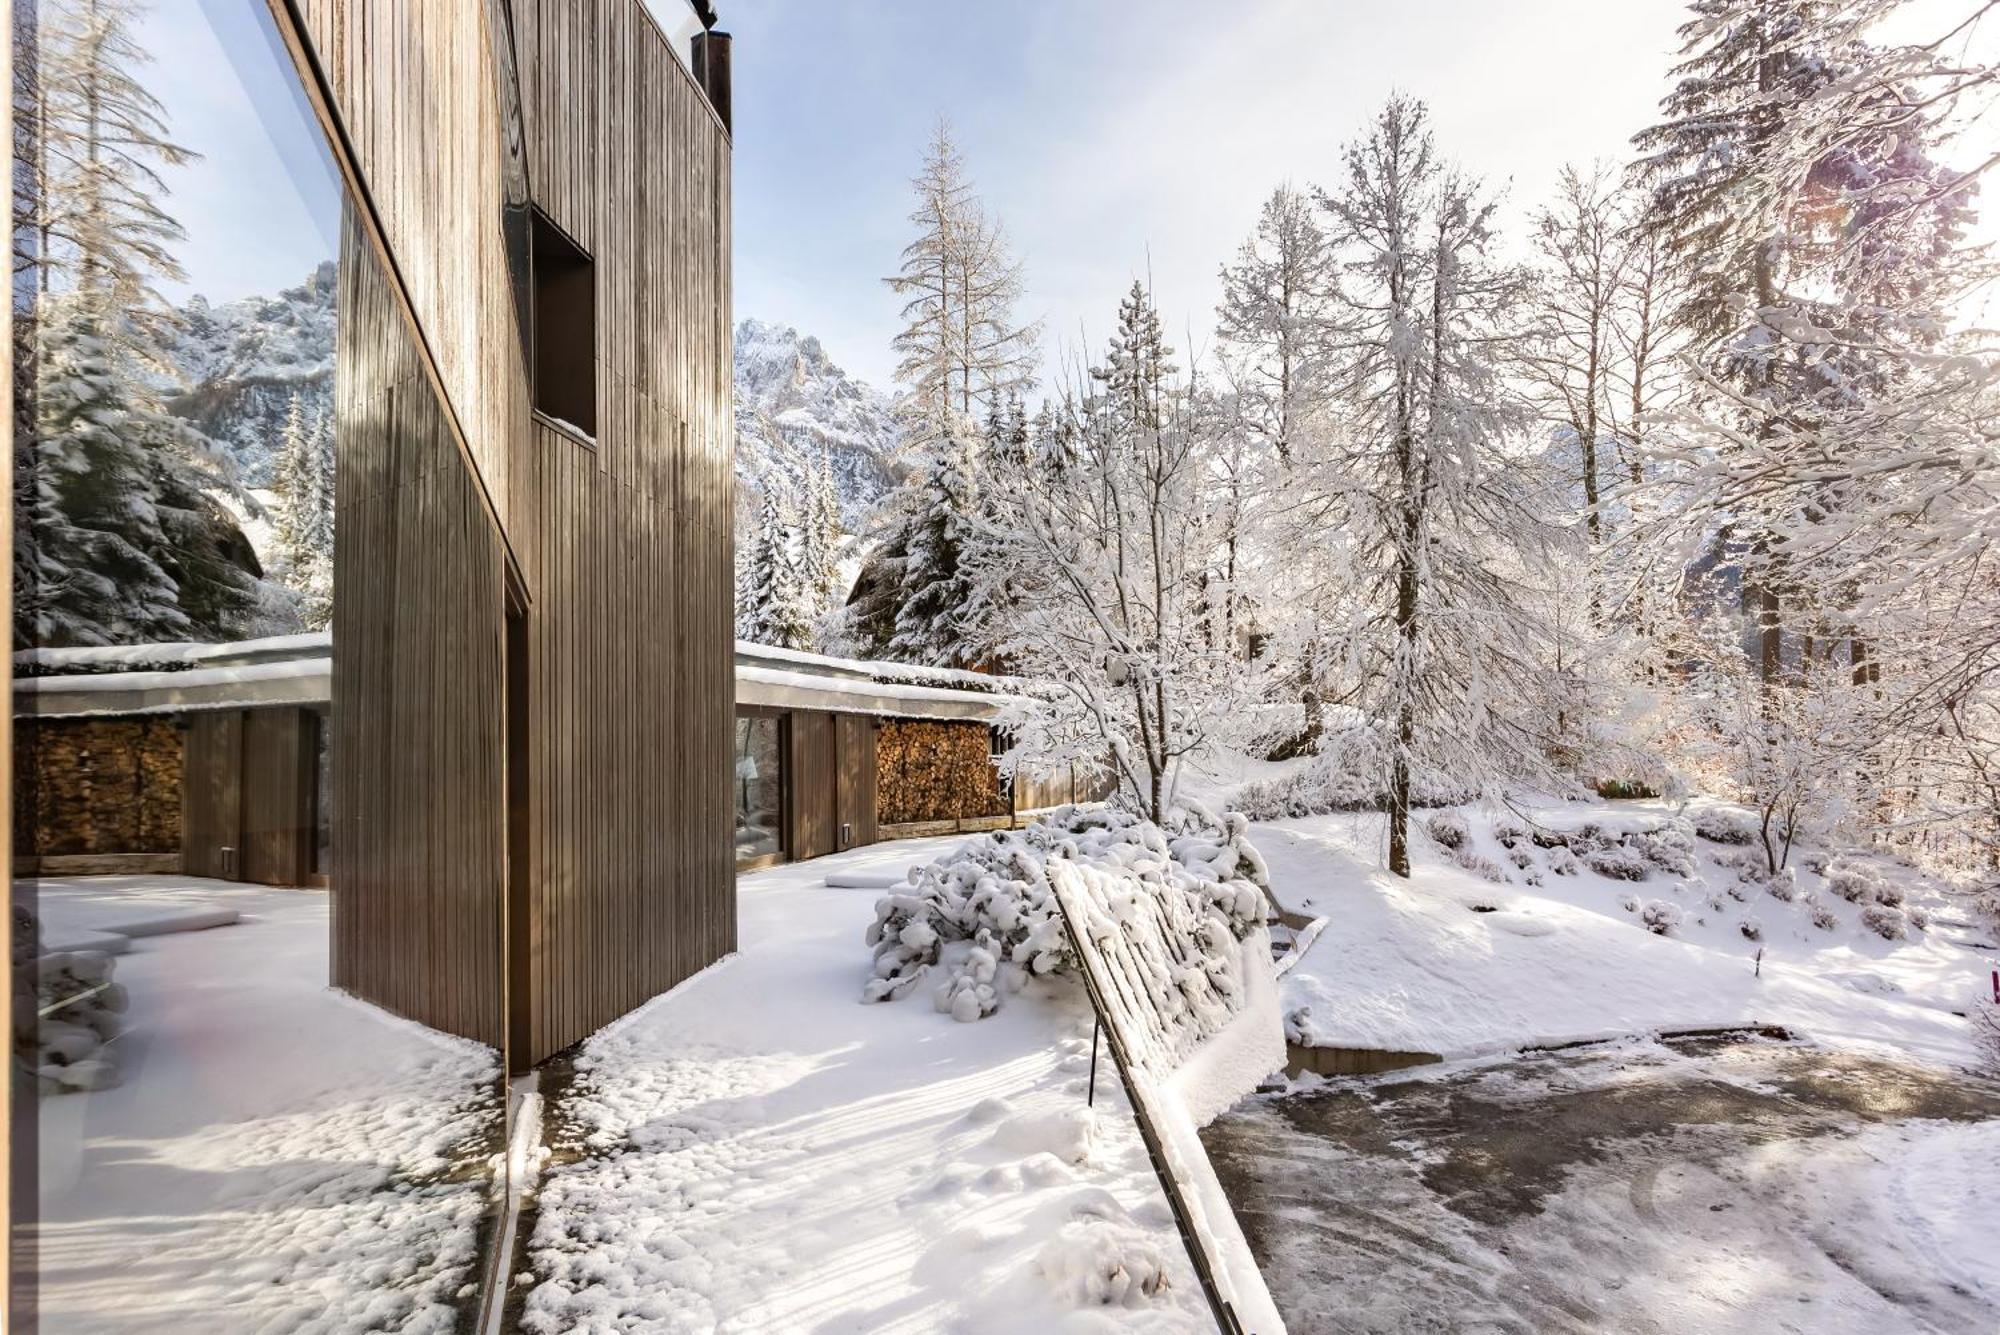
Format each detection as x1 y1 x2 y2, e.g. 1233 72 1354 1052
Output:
1809 903 1840 931
1973 993 2000 1073
1765 870 1797 903
1506 847 1535 871
1640 900 1683 936
1633 821 1697 877
1739 916 1763 942
1453 849 1507 883
862 804 1268 1019
1907 907 1930 933
1824 856 1885 905
1492 821 1527 849
1859 904 1907 941
1585 845 1650 882
1619 893 1640 913
1548 847 1580 877
1426 812 1471 852
1595 777 1660 800
1692 809 1756 846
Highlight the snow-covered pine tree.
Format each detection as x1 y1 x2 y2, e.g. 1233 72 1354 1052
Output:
742 482 813 651
800 454 842 607
1216 183 1338 464
14 0 256 647
1313 95 1557 876
889 428 982 667
269 396 334 629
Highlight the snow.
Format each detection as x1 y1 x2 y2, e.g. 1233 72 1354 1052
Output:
519 839 1216 1333
1264 798 1993 1069
28 876 499 1335
15 630 328 673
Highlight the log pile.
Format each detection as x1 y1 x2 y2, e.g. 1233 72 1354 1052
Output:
876 720 1008 823
15 718 183 856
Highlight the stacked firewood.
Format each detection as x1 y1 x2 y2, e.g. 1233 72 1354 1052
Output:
16 719 182 856
876 720 1008 823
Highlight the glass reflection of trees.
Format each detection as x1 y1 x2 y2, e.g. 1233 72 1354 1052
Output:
12 1 504 1329
734 716 783 863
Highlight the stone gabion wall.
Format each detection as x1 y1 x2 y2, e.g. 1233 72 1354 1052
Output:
14 717 183 857
876 719 1008 824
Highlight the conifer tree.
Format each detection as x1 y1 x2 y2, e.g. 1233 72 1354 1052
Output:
14 0 255 646
743 484 812 651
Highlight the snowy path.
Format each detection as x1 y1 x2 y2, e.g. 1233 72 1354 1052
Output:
516 840 1212 1333
1202 1034 2000 1334
30 876 500 1335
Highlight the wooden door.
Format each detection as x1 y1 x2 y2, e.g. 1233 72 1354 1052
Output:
238 708 317 885
788 710 836 860
834 714 877 851
182 712 244 879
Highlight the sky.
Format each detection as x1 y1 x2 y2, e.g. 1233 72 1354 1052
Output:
725 0 2000 393
133 0 1996 376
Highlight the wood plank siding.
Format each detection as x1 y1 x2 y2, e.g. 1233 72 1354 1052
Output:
293 0 734 1064
330 210 508 1047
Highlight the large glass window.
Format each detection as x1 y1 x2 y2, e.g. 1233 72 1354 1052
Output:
11 2 506 1329
734 713 783 863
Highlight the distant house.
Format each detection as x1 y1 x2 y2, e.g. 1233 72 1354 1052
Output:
14 636 1106 885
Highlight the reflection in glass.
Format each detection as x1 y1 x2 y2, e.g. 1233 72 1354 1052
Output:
734 714 783 863
11 1 504 1329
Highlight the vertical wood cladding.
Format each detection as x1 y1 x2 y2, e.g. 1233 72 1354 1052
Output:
510 0 735 1063
12 718 181 857
294 0 733 1062
180 708 319 886
330 211 507 1047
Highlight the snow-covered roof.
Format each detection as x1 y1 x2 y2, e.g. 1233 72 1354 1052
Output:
14 634 1019 724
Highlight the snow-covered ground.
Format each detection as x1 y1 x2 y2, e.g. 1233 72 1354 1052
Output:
27 876 500 1335
518 839 1213 1333
1258 797 1993 1070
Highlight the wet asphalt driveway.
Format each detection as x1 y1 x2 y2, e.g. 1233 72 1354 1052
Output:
1201 1034 2000 1334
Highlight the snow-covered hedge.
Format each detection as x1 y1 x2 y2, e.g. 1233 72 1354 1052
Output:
862 804 1269 1022
1233 758 1472 821
13 906 127 1093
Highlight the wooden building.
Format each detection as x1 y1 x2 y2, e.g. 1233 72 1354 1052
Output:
288 0 737 1066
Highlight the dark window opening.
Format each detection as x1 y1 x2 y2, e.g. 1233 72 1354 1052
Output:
531 207 596 439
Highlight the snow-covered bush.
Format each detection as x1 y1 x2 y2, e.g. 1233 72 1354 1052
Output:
15 907 128 1094
1547 846 1579 876
1859 903 1907 941
1764 869 1797 903
1973 991 2000 1072
1632 820 1696 877
1692 809 1756 846
1452 849 1506 883
1809 903 1840 931
1739 916 1763 942
1584 845 1650 882
1824 857 1884 905
1618 892 1640 913
862 804 1267 1022
1506 846 1535 871
1492 820 1527 849
1974 889 2000 936
1908 906 1930 932
1231 758 1471 821
1639 900 1682 936
1425 812 1470 852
